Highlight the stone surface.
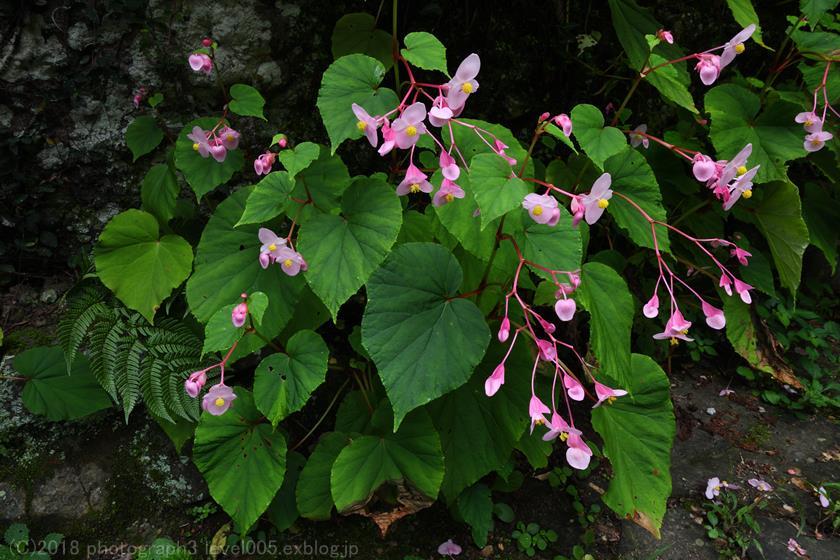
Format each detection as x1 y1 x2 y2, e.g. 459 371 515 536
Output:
30 463 107 517
0 482 26 520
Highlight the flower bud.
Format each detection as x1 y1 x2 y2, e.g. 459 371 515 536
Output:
497 317 510 342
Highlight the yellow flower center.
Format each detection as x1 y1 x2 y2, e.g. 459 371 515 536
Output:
742 189 752 199
679 329 689 335
810 139 823 147
226 134 235 141
409 183 421 193
461 82 473 94
283 259 293 267
533 205 544 216
192 143 200 151
445 193 454 203
670 337 679 346
534 418 545 426
735 43 745 54
356 120 367 131
560 432 569 442
805 119 813 126
214 397 225 407
268 243 277 251
607 396 617 405
737 165 747 175
597 198 609 209
405 125 417 137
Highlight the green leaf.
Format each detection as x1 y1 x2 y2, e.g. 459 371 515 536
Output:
516 212 582 280
791 29 840 59
141 164 179 225
576 262 633 387
705 85 805 184
544 123 579 153
193 388 287 533
606 0 658 70
725 0 767 47
434 172 497 261
456 483 493 548
800 0 839 29
752 182 810 295
266 450 306 532
428 342 530 500
236 171 296 227
296 432 351 520
570 105 628 168
330 408 444 511
202 304 243 357
469 153 530 230
229 84 266 120
126 116 163 161
4 524 27 547
591 354 675 538
297 176 403 320
645 54 698 114
17 346 112 421
147 92 163 107
331 13 393 70
174 118 244 199
317 54 400 153
253 330 329 425
186 187 304 346
447 120 532 177
279 142 321 178
604 149 670 251
401 32 448 74
723 296 773 375
362 243 491 430
288 146 353 224
94 209 193 323
802 183 838 272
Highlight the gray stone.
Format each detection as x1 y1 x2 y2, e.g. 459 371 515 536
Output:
66 22 93 51
30 463 107 518
0 483 26 520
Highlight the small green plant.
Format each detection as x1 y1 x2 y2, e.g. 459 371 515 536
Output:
2 523 64 559
135 538 193 560
511 521 558 557
703 489 767 558
187 502 218 524
816 482 839 537
554 545 596 560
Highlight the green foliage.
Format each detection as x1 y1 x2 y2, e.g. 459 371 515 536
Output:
331 13 393 70
469 153 530 229
455 483 493 547
570 105 627 167
725 0 767 46
126 116 164 161
511 521 558 557
228 84 266 120
236 171 296 226
141 164 179 225
174 118 244 199
401 32 448 75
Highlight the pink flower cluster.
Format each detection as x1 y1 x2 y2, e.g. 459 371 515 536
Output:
184 338 240 416
692 144 759 211
188 38 214 75
258 228 307 276
187 125 240 163
132 86 148 109
692 25 755 86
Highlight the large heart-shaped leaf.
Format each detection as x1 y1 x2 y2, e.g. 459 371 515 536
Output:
266 450 306 532
802 182 838 272
236 171 296 227
186 187 304 345
174 117 244 199
433 172 497 261
94 209 193 323
455 483 493 548
705 84 805 184
515 210 582 280
576 262 634 388
279 142 321 178
331 13 393 70
17 346 112 421
229 83 266 120
296 432 352 520
125 116 163 161
401 32 448 74
193 388 286 533
469 153 529 230
140 163 179 225
253 330 329 425
330 408 444 511
571 104 628 168
604 148 670 251
297 176 402 320
288 146 353 225
362 243 491 430
591 354 675 538
317 54 399 153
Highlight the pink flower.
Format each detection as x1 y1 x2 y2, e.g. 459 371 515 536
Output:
564 373 585 401
378 120 396 156
657 29 674 44
705 477 723 499
554 298 576 322
498 317 510 342
439 150 460 180
522 193 560 225
733 279 753 304
254 151 276 176
553 113 572 136
701 301 726 330
392 102 427 149
570 196 585 227
818 486 830 508
630 124 649 148
722 165 759 211
653 309 693 342
218 126 240 150
566 433 593 470
428 95 461 127
258 227 286 268
720 274 733 296
805 130 833 152
787 538 807 557
795 111 822 133
538 112 550 123
437 539 462 557
231 301 248 328
188 53 213 75
396 163 433 196
187 126 212 158
593 381 628 407
202 383 237 415
208 143 227 163
747 478 773 492
446 53 480 111
731 246 752 266
484 363 505 397
720 24 756 68
276 247 307 276
351 103 379 147
184 370 207 398
542 412 581 442
432 179 465 207
695 54 721 85
719 388 735 396
692 153 717 182
493 139 517 166
643 294 660 318
528 395 550 433
555 272 581 296
536 339 556 362
580 173 613 225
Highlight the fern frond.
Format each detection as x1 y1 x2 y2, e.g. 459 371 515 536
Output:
58 284 109 371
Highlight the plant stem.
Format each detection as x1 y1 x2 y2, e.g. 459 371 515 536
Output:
391 0 400 93
290 378 350 452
